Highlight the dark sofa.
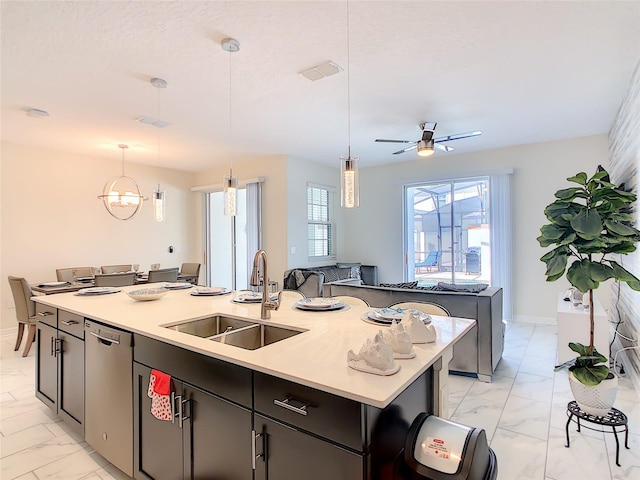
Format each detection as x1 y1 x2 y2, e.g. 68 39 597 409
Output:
283 263 378 298
323 282 504 382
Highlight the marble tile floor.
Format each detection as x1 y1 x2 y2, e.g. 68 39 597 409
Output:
0 323 638 480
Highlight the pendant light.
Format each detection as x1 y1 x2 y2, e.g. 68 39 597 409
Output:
98 144 147 220
341 1 359 208
222 37 240 216
151 77 167 222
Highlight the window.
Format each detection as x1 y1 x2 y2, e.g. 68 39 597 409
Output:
307 184 335 260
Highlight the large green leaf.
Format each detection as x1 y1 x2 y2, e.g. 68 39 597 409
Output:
572 365 610 386
555 187 588 201
567 172 587 185
567 259 599 292
604 219 640 237
610 261 640 290
543 252 568 277
539 224 566 241
588 262 614 282
544 201 579 226
570 208 603 240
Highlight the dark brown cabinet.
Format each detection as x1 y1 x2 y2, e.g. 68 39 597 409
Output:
133 345 252 480
254 414 363 480
35 306 84 436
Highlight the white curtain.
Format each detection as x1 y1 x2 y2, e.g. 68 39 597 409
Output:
490 172 513 321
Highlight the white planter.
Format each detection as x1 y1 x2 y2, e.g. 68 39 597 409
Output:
568 371 618 417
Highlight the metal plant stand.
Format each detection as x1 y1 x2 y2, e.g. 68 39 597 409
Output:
565 400 629 467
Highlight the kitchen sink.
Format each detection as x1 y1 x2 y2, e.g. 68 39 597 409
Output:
212 324 302 350
164 315 255 339
163 315 304 349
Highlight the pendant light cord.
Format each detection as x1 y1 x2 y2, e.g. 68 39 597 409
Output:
229 45 233 178
346 0 351 159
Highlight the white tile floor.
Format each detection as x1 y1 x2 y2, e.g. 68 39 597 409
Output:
1 323 638 479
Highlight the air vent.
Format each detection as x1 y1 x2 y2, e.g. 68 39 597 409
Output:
136 116 170 128
299 61 343 81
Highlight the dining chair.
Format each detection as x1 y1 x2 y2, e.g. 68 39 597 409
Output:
94 272 136 287
56 267 94 282
7 276 37 357
101 264 132 274
147 267 179 283
180 263 201 285
331 295 370 307
389 301 450 317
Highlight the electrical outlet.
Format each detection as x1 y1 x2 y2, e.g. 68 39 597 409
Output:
8 298 15 309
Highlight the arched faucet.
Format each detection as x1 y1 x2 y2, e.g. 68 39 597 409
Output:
250 250 282 319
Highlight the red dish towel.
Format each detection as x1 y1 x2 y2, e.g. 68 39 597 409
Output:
148 370 173 421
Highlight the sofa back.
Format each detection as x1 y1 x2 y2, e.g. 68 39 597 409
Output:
325 283 500 320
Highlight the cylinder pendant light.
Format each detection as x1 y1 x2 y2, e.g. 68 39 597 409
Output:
222 37 240 216
340 1 360 208
153 185 166 222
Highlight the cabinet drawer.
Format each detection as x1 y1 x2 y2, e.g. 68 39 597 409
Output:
133 334 252 408
254 372 363 452
36 303 57 328
58 310 84 339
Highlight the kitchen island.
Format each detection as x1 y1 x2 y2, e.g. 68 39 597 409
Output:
33 285 474 480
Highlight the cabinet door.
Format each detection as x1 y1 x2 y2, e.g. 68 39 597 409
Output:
184 384 252 480
133 363 184 480
254 414 363 480
58 332 84 434
35 322 57 411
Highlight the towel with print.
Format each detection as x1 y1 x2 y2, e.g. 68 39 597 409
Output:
148 369 173 421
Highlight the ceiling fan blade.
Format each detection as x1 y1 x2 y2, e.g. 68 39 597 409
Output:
434 130 482 143
435 144 454 152
393 144 417 155
375 139 415 144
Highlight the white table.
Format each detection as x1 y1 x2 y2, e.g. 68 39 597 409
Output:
556 292 609 365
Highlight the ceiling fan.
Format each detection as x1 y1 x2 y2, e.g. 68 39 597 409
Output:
375 122 482 157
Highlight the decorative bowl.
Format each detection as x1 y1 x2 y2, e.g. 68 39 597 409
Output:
127 287 168 301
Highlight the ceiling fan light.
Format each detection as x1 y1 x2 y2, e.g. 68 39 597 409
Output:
417 139 435 157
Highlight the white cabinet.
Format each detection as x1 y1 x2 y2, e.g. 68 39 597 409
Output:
556 293 609 365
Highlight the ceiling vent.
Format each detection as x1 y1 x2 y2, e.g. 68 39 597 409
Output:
136 116 170 128
299 61 343 81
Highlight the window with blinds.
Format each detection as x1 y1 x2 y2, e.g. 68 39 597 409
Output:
307 184 335 260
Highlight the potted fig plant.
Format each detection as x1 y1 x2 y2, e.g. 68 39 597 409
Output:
538 166 640 416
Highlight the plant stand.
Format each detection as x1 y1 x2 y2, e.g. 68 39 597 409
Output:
565 400 629 467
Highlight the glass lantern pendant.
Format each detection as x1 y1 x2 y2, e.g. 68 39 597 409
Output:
98 144 147 220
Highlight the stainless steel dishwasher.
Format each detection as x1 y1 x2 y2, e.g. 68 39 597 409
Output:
84 319 133 477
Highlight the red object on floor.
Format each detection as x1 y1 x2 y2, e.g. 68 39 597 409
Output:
151 369 171 395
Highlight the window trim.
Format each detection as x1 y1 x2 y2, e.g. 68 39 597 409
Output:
307 183 336 261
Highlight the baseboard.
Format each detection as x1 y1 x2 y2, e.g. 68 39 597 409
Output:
1 326 18 338
611 337 640 398
511 314 556 326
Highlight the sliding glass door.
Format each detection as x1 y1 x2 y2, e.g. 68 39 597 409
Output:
405 178 491 286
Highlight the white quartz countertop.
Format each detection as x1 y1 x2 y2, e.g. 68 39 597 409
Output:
33 285 474 408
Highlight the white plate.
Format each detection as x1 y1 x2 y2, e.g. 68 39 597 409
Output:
374 307 405 321
76 287 121 296
164 282 193 290
294 297 345 311
39 281 70 287
233 292 278 303
127 288 168 301
190 287 232 296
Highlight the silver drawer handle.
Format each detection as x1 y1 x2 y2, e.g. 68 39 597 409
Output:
273 397 308 416
38 311 53 316
89 331 120 345
60 319 78 326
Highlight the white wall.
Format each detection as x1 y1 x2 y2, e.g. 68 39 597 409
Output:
341 135 610 321
0 142 199 331
285 158 345 269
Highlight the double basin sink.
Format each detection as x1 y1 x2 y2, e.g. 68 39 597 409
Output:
164 315 304 350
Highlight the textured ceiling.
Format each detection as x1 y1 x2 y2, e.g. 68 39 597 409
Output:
1 1 639 172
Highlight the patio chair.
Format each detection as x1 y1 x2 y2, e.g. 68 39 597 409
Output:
415 251 441 272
